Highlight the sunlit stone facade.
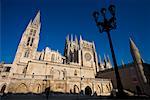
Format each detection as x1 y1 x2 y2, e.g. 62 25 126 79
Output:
0 11 113 96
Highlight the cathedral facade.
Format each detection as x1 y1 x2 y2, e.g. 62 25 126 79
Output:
0 11 113 96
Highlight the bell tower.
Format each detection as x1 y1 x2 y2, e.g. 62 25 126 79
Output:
13 11 41 65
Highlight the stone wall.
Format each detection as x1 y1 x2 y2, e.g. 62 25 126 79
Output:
5 77 112 96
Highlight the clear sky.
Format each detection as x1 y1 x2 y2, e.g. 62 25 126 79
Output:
1 0 150 65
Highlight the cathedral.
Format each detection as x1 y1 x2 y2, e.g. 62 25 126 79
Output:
0 11 113 96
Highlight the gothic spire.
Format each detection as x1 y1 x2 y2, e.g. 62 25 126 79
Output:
80 35 82 41
129 37 139 51
32 10 40 25
71 34 73 42
66 34 69 42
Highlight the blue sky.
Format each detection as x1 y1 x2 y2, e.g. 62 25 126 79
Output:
1 0 150 65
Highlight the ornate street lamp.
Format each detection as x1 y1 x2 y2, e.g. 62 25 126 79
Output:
93 5 125 96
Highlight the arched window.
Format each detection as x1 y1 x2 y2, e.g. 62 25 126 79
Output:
106 85 109 92
30 29 33 33
33 30 36 36
34 30 36 33
36 85 41 93
73 85 79 93
97 85 102 95
30 29 33 35
16 83 28 93
27 37 31 46
85 86 92 95
24 50 29 58
30 38 34 46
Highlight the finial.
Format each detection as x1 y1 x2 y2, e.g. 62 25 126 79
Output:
71 34 73 42
80 35 82 41
107 55 111 62
99 54 102 64
75 35 78 43
66 34 69 42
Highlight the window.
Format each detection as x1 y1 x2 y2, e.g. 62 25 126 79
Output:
39 54 42 60
30 29 33 32
33 30 36 36
30 38 34 46
27 37 30 46
29 29 36 36
30 29 33 35
24 51 29 58
34 30 36 33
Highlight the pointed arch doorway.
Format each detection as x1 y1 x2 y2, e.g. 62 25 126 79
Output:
85 86 92 96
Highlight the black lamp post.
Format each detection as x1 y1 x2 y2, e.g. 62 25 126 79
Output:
93 5 124 96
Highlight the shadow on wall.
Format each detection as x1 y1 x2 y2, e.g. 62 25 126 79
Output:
1 83 149 99
0 91 150 100
0 86 111 99
0 86 94 96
